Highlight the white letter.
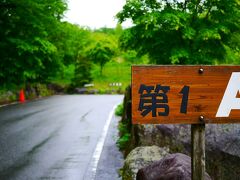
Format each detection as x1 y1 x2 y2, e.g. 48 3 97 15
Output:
216 72 240 117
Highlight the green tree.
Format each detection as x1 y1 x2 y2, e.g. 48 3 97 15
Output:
86 33 116 75
117 0 240 65
72 56 92 87
51 22 91 83
0 0 67 86
55 22 91 66
123 50 139 64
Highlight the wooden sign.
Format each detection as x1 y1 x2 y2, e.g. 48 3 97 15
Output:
132 66 240 124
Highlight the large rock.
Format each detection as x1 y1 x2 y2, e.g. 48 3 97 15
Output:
132 124 240 180
122 146 169 180
137 153 211 180
74 87 88 94
47 83 65 93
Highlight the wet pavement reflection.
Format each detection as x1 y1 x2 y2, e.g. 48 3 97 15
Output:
0 95 123 180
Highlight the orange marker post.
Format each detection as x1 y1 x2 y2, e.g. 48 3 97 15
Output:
19 89 25 103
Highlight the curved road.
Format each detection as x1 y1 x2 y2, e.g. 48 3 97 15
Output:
0 95 123 180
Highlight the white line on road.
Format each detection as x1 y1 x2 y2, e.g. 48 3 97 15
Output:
0 102 18 108
86 104 118 180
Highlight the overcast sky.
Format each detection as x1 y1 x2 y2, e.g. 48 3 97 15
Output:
64 0 131 29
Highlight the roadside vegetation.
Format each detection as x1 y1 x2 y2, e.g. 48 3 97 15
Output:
1 1 239 179
0 1 147 103
115 1 240 179
115 103 124 117
0 0 239 103
117 121 131 150
115 103 131 151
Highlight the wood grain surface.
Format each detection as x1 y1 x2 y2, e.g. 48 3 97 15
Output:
132 65 240 124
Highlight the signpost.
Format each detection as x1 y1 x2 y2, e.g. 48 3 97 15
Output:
131 65 240 179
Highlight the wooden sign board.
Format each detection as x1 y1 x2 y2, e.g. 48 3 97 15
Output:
132 66 240 124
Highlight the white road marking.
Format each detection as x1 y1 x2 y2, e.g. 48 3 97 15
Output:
87 104 118 180
0 102 18 108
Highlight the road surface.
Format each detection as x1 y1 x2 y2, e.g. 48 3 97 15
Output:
0 95 123 180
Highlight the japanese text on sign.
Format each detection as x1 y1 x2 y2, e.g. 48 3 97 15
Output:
132 66 240 124
138 84 190 117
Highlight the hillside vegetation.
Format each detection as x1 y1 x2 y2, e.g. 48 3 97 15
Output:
0 0 239 102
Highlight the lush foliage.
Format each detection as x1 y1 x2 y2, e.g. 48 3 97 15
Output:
117 132 131 150
72 56 92 87
115 103 124 116
0 0 146 94
117 121 131 150
86 32 117 75
55 22 91 65
0 0 67 86
117 0 240 64
90 60 131 92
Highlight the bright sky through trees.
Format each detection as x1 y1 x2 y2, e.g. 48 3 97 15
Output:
64 0 131 29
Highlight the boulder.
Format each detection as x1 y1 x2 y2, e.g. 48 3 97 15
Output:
121 86 240 179
74 87 88 94
47 83 65 93
89 89 99 94
132 124 240 180
136 153 211 180
122 146 169 180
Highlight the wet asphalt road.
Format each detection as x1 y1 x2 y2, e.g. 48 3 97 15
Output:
0 95 123 180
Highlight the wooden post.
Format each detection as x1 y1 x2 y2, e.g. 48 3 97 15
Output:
191 124 206 180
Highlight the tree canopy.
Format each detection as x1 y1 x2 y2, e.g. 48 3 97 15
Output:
0 0 67 86
117 0 240 65
54 22 91 66
85 32 117 75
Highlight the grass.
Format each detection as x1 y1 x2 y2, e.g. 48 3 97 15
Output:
49 59 132 93
91 61 131 92
0 59 132 104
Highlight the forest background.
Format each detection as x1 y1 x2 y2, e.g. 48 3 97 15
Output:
0 0 239 102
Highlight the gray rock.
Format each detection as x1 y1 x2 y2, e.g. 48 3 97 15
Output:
74 87 88 94
136 153 211 180
122 146 169 180
132 124 240 180
122 85 239 179
89 89 99 94
47 83 65 93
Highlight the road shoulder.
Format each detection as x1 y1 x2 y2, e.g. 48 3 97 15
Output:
94 114 124 180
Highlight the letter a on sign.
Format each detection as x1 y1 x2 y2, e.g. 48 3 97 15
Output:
216 72 240 117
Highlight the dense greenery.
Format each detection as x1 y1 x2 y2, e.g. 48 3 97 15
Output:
0 0 138 92
117 0 240 64
0 0 93 89
1 0 239 96
115 103 124 116
85 32 117 75
0 0 67 85
117 121 131 150
72 56 92 87
90 61 131 92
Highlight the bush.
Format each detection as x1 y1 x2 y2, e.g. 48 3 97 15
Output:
117 120 131 150
117 133 131 150
0 90 17 104
115 103 123 116
35 84 54 97
72 56 92 87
